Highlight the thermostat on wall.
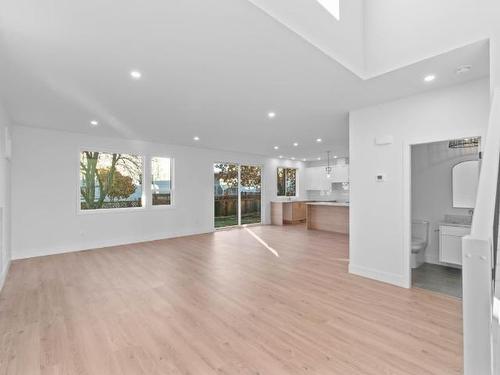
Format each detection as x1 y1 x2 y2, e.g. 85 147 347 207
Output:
376 173 386 182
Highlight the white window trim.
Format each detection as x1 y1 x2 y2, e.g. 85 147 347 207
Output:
76 147 147 215
149 155 175 210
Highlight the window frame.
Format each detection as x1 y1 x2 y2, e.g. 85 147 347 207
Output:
276 166 298 198
149 155 175 210
76 147 146 215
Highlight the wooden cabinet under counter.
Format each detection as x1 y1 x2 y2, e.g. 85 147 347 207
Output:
306 202 349 234
271 201 307 225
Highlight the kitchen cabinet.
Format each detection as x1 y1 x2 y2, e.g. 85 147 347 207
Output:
439 224 470 266
305 164 349 190
305 167 331 191
271 201 307 225
331 164 349 183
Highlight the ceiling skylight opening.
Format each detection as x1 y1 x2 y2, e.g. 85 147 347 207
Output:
316 0 340 21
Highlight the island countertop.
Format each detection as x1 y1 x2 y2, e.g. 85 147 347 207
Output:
306 202 349 207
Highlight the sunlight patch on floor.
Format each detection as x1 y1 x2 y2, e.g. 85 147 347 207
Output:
244 228 279 257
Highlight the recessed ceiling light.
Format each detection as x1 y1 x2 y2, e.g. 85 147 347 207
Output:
130 70 142 79
293 142 299 147
302 158 307 161
193 136 200 141
456 65 472 75
274 146 279 150
90 120 99 127
279 155 283 159
317 157 321 161
268 112 276 119
316 138 322 143
333 155 338 159
291 157 295 160
424 74 436 83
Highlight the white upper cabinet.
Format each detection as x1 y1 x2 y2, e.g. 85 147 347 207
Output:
331 164 349 183
305 164 349 190
305 167 330 190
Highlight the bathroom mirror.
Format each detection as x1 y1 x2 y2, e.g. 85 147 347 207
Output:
452 160 480 208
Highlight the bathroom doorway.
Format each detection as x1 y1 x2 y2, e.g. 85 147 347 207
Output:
409 137 481 298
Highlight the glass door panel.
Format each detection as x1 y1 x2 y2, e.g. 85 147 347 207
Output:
214 163 239 228
240 165 262 225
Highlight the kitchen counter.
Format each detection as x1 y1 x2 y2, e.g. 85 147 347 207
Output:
306 202 349 207
306 203 349 234
271 200 311 204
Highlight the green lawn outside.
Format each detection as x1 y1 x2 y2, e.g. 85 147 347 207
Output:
215 212 261 228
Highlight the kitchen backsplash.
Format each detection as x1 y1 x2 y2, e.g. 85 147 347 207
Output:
306 183 350 202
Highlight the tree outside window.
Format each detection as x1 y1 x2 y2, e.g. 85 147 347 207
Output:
80 151 143 210
277 167 297 197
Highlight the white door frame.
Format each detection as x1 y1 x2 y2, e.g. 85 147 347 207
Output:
403 134 482 288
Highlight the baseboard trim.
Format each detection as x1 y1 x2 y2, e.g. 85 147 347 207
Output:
349 263 409 288
12 229 215 260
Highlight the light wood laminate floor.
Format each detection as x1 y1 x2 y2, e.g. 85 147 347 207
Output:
0 225 462 374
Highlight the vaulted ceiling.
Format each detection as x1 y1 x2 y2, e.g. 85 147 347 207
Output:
0 0 489 159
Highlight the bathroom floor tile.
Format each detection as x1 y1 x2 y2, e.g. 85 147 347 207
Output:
412 263 462 298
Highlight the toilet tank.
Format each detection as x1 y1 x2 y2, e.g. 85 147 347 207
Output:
412 220 430 241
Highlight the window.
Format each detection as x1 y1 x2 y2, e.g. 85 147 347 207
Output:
277 167 297 197
80 151 143 210
151 157 172 206
316 0 340 20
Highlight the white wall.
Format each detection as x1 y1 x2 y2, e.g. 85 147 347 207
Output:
349 78 490 287
363 0 496 77
11 126 305 260
0 103 11 289
411 140 479 265
248 0 365 75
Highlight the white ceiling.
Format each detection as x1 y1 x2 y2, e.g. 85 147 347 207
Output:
0 0 490 160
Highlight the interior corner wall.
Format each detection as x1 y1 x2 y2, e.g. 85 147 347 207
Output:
363 0 494 77
349 78 490 287
11 126 305 260
0 103 11 290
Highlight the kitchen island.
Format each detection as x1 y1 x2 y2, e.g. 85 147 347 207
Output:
271 201 308 225
306 202 349 234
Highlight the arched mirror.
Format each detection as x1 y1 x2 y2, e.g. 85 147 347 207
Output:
452 160 480 208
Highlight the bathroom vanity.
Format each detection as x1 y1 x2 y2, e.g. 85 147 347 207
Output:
439 223 471 266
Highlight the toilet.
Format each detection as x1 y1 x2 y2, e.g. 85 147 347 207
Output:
411 220 429 268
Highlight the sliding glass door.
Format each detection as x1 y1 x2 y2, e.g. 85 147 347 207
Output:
214 163 262 228
214 163 239 228
240 165 261 225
